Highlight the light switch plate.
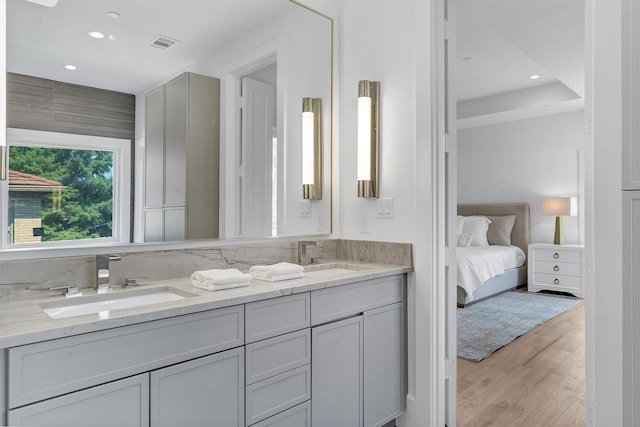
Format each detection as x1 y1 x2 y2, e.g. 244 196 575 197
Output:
360 214 370 233
376 198 393 219
298 200 311 218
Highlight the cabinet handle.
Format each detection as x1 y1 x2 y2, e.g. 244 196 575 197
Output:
553 252 560 259
554 278 560 285
553 265 559 272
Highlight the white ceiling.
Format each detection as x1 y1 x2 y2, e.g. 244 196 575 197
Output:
7 0 290 94
456 0 585 127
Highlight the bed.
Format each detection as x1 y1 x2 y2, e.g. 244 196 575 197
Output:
457 203 530 307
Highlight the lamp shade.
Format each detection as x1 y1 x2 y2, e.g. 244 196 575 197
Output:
541 197 577 216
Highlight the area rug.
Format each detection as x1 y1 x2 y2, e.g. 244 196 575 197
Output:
457 291 579 362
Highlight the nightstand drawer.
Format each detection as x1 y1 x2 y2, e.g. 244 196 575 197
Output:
534 248 582 263
533 272 582 289
534 260 583 277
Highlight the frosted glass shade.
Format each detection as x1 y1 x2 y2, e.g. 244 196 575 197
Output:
357 96 372 181
302 111 315 185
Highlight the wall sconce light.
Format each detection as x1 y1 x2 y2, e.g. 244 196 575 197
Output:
541 197 577 244
302 97 322 200
357 80 380 198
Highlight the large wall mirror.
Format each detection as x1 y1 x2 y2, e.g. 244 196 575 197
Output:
3 0 332 252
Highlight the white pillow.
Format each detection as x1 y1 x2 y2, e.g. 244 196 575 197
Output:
457 232 474 247
461 216 491 247
456 216 465 235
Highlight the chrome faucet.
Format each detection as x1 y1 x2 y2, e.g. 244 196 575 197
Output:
298 241 318 265
96 255 120 293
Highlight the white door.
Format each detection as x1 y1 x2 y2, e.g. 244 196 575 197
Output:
240 77 274 237
443 0 458 425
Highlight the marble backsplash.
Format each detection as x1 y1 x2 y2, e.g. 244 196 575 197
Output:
0 239 412 299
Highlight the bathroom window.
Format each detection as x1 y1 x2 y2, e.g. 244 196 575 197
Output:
1 129 131 249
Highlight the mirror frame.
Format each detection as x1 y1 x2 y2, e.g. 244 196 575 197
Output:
0 0 334 261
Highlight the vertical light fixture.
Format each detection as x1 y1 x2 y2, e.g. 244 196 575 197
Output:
541 197 578 244
302 97 322 200
357 80 380 198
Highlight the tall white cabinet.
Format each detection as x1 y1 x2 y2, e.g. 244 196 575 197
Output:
622 1 640 424
144 72 220 241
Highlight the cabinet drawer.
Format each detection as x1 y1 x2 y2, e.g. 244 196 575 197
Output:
8 305 244 408
534 248 582 263
246 293 310 343
245 365 311 426
246 329 310 385
252 401 311 427
534 260 583 277
311 275 404 325
533 273 582 290
8 373 149 427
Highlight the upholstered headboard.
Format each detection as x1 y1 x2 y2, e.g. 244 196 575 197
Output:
457 203 530 263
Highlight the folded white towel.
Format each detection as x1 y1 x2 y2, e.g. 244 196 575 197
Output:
190 268 251 291
192 280 250 292
249 262 304 280
251 271 304 282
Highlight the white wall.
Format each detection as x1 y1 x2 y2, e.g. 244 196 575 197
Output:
338 0 417 243
458 110 584 244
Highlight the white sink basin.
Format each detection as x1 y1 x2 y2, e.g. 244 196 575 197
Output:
39 286 198 319
304 262 371 278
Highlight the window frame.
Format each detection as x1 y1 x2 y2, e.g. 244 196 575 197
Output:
1 128 131 250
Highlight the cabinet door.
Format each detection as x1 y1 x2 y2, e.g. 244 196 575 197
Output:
364 303 406 427
312 316 363 427
150 347 244 427
145 86 165 208
163 206 185 241
8 374 149 427
623 191 640 424
163 73 188 207
623 0 640 190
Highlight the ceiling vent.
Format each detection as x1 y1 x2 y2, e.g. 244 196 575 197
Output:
149 35 180 50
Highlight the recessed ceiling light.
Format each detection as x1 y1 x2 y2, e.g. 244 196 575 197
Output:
530 74 540 80
64 64 77 70
107 11 120 19
88 31 105 39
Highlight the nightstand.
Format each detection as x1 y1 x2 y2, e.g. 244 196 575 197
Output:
528 243 584 298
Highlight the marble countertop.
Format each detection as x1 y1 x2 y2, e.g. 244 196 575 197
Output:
0 260 412 349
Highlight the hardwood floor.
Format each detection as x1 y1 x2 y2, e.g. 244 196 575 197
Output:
457 299 584 427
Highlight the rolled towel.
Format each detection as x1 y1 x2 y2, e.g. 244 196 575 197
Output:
249 262 304 281
191 268 251 291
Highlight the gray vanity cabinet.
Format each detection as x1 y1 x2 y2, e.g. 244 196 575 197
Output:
144 71 220 241
7 374 150 427
310 275 406 427
150 348 244 427
312 315 364 427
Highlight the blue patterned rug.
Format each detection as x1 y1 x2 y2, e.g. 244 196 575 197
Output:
457 291 580 362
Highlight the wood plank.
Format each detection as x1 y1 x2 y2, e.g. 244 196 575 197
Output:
7 72 135 140
457 299 584 426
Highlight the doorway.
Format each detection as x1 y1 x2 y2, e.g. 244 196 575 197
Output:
451 0 586 425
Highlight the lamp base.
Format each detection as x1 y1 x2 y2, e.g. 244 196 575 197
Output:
553 215 565 245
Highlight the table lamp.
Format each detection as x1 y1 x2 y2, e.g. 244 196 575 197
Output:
541 197 577 245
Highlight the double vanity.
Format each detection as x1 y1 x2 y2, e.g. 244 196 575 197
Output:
0 260 411 427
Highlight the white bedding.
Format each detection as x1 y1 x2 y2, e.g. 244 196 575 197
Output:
457 245 526 301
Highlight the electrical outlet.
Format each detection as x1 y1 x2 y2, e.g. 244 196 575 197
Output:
298 200 311 218
360 214 370 233
316 214 325 232
376 198 393 219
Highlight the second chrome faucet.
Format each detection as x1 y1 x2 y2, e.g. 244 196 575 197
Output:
96 254 121 293
298 241 318 265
